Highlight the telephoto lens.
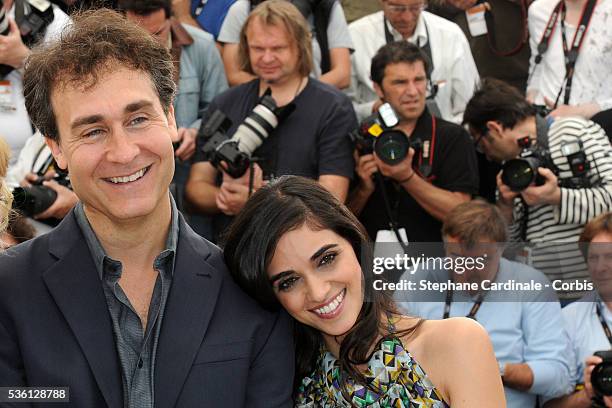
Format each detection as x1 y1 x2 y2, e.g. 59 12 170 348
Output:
592 351 612 397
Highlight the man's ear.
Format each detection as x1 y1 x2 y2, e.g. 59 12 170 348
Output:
485 121 503 139
166 104 177 130
373 82 385 100
44 136 68 170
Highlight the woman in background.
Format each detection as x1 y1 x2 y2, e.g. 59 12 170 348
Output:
223 176 505 407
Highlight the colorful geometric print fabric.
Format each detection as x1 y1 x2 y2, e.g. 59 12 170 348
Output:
295 337 449 407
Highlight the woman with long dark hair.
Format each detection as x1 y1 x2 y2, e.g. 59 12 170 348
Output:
223 176 505 407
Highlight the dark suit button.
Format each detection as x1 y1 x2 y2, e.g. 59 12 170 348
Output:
138 359 143 369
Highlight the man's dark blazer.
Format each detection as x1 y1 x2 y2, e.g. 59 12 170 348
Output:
0 210 294 407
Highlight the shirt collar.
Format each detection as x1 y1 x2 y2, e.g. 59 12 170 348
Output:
385 12 428 46
170 18 193 48
74 194 180 280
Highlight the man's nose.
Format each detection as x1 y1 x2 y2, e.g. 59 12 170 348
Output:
105 129 140 163
261 49 275 63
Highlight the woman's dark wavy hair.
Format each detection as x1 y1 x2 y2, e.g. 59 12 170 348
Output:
222 176 420 400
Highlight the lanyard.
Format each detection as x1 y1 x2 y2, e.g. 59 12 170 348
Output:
596 302 612 346
533 0 597 107
383 16 435 74
443 289 484 320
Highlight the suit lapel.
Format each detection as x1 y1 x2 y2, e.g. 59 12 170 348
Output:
155 220 221 408
42 214 123 408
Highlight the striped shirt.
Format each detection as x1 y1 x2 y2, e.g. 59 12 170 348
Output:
509 117 612 299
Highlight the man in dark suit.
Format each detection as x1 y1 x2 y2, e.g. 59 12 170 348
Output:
0 8 294 407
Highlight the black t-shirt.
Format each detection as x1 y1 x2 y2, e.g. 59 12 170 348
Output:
194 78 357 241
358 110 479 242
194 78 356 179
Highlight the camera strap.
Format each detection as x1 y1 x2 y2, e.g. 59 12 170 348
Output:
443 289 484 319
376 172 410 254
596 302 612 346
533 0 597 107
482 0 529 57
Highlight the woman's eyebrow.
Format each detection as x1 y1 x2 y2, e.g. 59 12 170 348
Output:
310 244 338 262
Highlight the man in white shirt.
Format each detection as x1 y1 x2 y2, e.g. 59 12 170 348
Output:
348 0 479 123
527 0 612 120
0 0 69 165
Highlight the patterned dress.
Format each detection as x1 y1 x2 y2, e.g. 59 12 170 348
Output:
295 337 449 407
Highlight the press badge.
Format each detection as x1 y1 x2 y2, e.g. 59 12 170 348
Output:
375 228 408 245
0 80 16 112
466 4 488 37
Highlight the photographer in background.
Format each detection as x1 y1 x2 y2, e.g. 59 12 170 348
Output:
463 78 612 301
545 212 612 408
527 0 612 121
5 132 76 223
186 0 355 242
346 41 478 243
347 0 480 123
0 0 69 164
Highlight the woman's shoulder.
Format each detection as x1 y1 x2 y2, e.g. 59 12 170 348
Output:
398 317 496 402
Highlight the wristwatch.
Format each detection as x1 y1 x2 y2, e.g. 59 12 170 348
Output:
499 362 506 377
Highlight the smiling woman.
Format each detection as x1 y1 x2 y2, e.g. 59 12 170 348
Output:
223 176 506 407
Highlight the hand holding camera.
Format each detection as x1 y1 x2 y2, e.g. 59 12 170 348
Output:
376 146 416 184
173 127 197 162
353 151 377 195
588 351 612 407
216 163 263 216
0 17 29 69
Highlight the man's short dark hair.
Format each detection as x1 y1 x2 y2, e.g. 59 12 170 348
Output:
463 78 536 136
23 9 176 142
370 41 430 85
117 0 172 18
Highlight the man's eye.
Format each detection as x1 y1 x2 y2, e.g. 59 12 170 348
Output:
319 252 337 267
129 116 148 126
278 276 299 292
84 129 104 138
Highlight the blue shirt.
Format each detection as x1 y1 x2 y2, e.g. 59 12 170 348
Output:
395 258 573 408
562 292 612 386
74 196 179 408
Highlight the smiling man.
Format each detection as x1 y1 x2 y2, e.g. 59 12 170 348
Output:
0 9 293 408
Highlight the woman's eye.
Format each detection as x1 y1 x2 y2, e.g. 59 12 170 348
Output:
278 276 299 292
319 252 337 267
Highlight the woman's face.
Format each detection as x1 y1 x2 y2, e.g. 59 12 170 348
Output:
267 224 364 337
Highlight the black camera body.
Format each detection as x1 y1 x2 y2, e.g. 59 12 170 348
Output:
351 102 421 165
501 144 557 192
12 172 70 218
0 0 54 77
592 350 612 400
200 88 295 179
